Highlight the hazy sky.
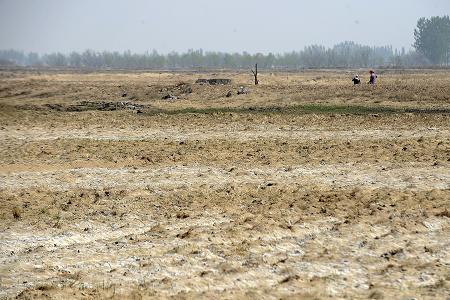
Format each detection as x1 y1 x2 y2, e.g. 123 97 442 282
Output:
1 0 449 54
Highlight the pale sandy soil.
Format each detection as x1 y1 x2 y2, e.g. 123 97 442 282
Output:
0 69 449 299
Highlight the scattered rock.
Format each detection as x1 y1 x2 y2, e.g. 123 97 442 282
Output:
121 92 127 97
44 103 64 110
178 84 192 94
237 86 249 95
170 82 193 94
435 209 450 218
176 212 189 219
12 207 21 219
176 228 192 239
226 91 233 98
162 94 177 100
279 274 300 284
381 248 404 260
125 103 143 110
368 290 384 299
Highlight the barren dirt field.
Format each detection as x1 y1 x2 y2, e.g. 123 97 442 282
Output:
0 69 449 299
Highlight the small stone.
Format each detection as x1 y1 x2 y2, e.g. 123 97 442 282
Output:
162 94 177 100
237 86 249 95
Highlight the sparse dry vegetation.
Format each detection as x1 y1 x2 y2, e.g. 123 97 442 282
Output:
0 69 449 299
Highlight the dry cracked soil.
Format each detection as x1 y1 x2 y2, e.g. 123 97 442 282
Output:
0 69 449 299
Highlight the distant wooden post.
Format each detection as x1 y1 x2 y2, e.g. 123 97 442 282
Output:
251 63 259 85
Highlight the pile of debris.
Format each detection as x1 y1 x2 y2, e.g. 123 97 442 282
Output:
17 101 145 112
160 82 192 100
226 86 250 98
66 101 144 111
195 79 232 85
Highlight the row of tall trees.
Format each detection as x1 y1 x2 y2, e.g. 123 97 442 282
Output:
413 16 450 65
0 44 429 69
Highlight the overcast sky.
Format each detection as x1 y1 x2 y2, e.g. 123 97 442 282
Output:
0 0 449 54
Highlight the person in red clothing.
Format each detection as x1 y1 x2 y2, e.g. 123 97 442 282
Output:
368 70 377 84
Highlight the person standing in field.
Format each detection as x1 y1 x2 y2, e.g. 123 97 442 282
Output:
368 70 377 84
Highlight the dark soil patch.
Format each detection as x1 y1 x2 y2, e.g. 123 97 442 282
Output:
16 101 145 112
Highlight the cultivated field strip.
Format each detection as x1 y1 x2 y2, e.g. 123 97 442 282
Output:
1 207 449 299
0 164 449 192
1 132 449 171
1 126 449 142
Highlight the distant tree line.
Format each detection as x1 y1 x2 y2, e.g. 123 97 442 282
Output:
0 43 430 70
1 16 448 70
